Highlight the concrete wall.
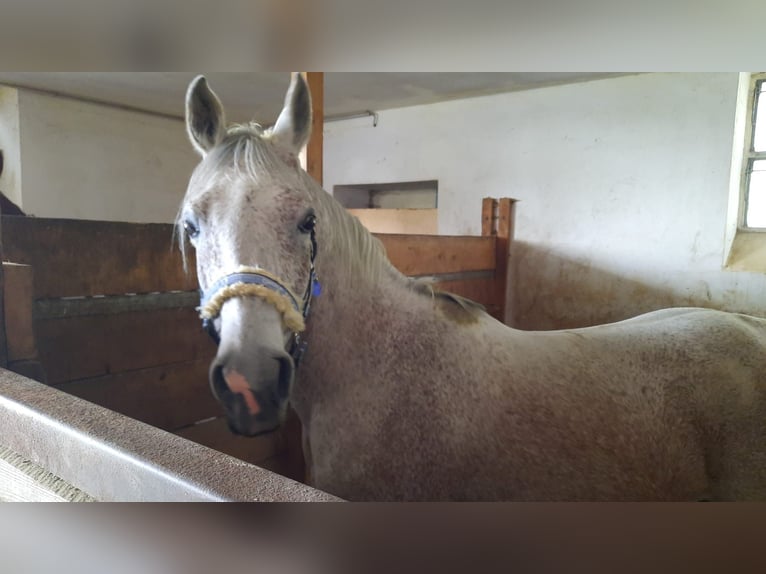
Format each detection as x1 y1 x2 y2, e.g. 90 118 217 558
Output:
2 88 197 223
325 73 766 329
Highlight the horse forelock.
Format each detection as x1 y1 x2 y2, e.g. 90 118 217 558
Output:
176 126 283 267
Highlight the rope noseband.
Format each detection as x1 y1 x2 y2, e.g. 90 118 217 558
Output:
200 269 305 332
198 227 320 367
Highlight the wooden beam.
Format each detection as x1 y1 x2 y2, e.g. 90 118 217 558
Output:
36 307 215 384
58 359 219 432
481 197 517 324
377 234 496 277
494 199 516 324
34 291 199 320
288 72 324 485
1 217 196 298
482 197 497 237
299 72 324 185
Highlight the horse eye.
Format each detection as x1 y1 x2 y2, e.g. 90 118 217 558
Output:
298 211 317 234
184 219 200 239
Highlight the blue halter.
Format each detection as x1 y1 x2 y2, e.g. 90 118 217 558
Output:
200 271 302 315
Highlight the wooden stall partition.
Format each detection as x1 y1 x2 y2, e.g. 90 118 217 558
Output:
0 217 198 298
0 215 270 468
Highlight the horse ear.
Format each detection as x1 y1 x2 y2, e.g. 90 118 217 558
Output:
185 75 226 156
270 73 312 156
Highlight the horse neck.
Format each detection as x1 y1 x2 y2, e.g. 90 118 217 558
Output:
297 177 433 388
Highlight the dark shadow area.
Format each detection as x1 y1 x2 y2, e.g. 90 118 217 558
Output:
0 150 25 216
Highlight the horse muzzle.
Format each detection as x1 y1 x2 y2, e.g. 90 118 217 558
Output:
209 354 294 437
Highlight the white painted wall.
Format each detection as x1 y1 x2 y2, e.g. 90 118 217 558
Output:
10 89 197 223
325 73 766 329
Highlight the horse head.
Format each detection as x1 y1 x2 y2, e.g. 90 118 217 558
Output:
180 74 318 437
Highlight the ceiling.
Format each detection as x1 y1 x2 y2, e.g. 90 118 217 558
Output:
0 72 632 124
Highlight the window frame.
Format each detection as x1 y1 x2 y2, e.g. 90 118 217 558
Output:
724 72 766 272
740 73 766 230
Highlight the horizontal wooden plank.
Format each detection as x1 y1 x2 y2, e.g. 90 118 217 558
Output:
434 276 498 304
176 417 287 467
58 359 220 432
1 216 197 298
434 277 502 320
36 307 215 384
35 291 199 320
2 263 37 361
376 234 496 276
350 208 438 235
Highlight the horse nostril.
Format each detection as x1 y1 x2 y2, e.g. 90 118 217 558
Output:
210 364 230 400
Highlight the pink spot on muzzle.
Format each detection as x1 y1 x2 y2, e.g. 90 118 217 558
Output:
223 368 261 415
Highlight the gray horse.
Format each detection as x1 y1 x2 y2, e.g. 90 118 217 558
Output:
178 73 766 501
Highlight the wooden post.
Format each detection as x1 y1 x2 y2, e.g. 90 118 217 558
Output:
481 197 516 325
305 72 324 186
3 264 35 362
2 262 45 382
481 197 497 237
496 198 515 325
290 71 324 484
298 72 324 186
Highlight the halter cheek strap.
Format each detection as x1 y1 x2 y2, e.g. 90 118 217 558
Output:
198 228 320 367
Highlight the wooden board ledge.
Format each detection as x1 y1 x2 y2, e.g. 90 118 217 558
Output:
0 368 340 502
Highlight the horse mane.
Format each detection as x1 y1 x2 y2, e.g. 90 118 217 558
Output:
179 124 486 323
176 123 281 268
411 280 486 323
310 181 486 324
302 168 486 323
